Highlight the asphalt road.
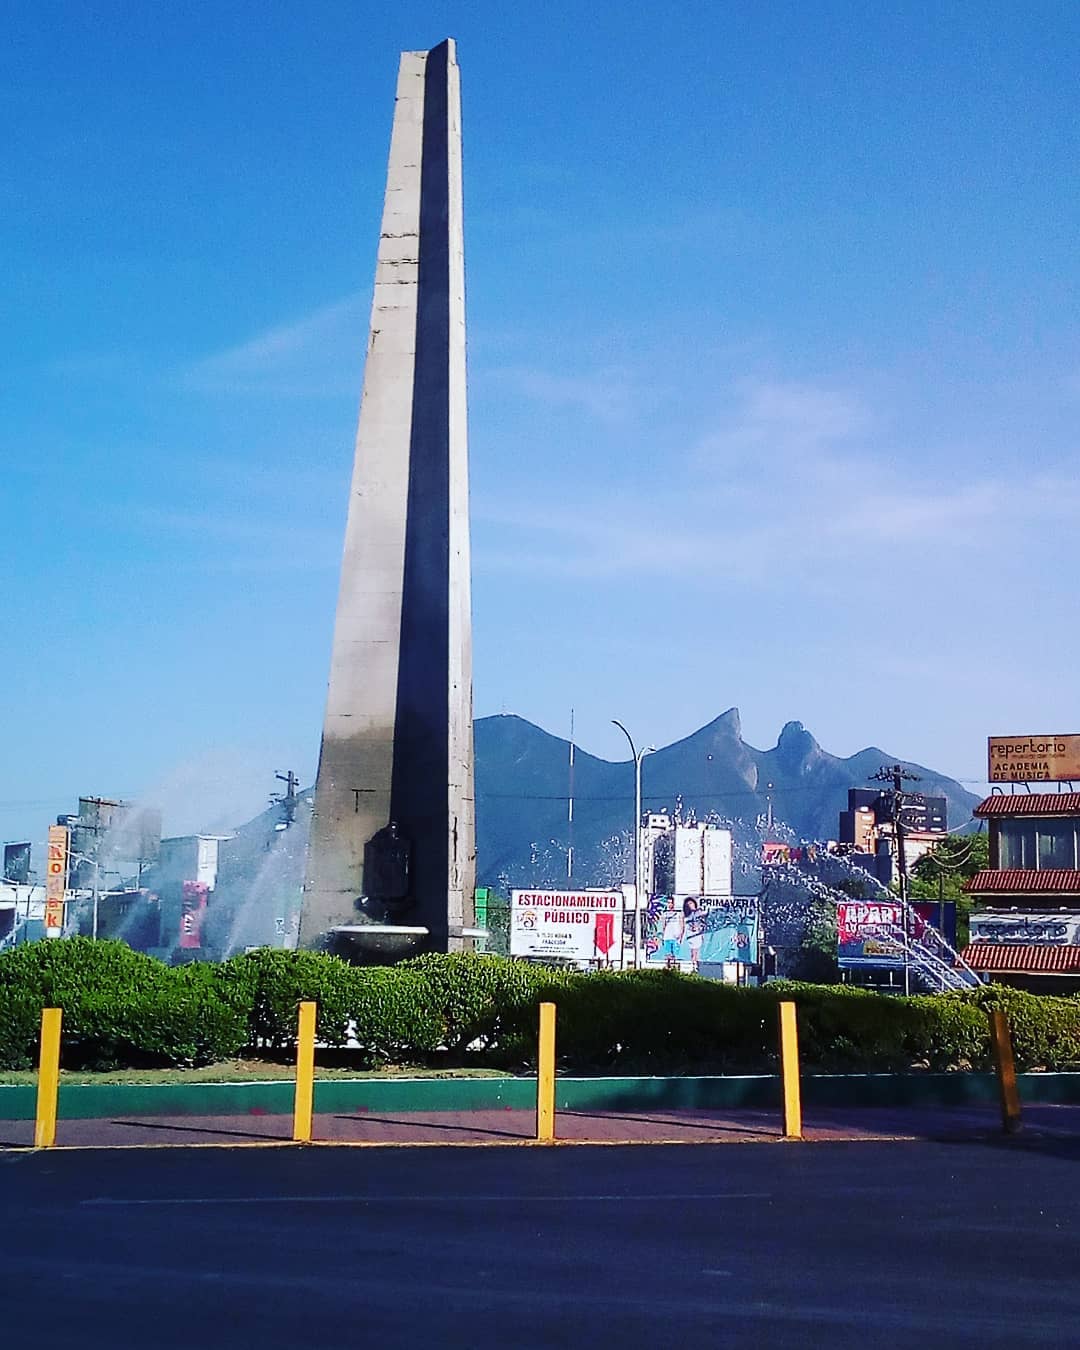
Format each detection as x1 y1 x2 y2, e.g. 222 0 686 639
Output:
3 1138 1079 1348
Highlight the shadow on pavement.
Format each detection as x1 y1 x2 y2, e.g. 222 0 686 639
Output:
332 1115 528 1141
559 1110 777 1138
940 1131 1080 1162
109 1119 285 1141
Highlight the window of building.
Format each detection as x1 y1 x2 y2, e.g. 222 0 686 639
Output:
999 818 1079 870
1038 824 1077 869
999 821 1035 869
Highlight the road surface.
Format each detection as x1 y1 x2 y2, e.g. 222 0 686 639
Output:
3 1137 1078 1347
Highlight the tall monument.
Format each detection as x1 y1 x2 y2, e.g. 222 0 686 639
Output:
301 39 475 956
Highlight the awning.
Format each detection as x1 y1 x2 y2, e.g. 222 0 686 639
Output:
965 869 1080 895
962 942 1080 975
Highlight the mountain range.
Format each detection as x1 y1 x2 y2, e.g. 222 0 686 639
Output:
186 708 978 951
210 708 980 922
475 709 980 891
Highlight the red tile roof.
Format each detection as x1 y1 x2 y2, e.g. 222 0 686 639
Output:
965 870 1080 894
962 942 1080 975
975 793 1080 817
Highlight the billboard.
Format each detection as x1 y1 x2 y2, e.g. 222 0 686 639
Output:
510 890 623 963
761 843 820 865
158 835 219 890
654 826 734 896
674 828 703 895
702 829 733 896
913 901 957 950
838 902 956 967
988 735 1080 783
837 900 904 968
44 824 68 932
644 897 758 968
969 911 1080 946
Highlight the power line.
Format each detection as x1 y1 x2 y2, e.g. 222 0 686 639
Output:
479 782 971 804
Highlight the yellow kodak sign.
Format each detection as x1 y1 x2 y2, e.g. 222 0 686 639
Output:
44 823 68 929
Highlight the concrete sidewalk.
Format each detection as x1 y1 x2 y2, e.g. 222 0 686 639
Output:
3 1103 1079 1149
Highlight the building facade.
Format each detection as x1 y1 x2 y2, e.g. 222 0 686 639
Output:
962 792 1080 992
837 787 949 884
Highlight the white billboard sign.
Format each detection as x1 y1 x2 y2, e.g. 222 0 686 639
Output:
969 912 1080 946
668 825 733 898
510 889 623 963
674 828 703 896
702 828 733 896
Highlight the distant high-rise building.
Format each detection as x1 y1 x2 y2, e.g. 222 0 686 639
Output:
839 787 947 845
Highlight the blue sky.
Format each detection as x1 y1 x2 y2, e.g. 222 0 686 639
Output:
3 1 1078 846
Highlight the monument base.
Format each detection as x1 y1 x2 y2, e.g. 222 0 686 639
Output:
328 923 489 964
329 924 429 963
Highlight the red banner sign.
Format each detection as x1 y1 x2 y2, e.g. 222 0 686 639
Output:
179 880 208 949
837 901 902 945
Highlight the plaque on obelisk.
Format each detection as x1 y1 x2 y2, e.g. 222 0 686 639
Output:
301 40 475 957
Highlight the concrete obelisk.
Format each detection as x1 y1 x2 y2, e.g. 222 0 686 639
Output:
301 39 474 956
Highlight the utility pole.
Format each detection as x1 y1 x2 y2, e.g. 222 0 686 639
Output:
612 720 656 969
273 771 300 827
567 709 575 881
870 763 921 995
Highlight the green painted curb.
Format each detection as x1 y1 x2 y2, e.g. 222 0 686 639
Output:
1 1072 1078 1121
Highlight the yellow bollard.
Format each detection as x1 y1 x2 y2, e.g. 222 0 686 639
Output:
292 1000 317 1143
536 1001 556 1143
34 1007 62 1149
988 1008 1022 1135
778 1000 802 1140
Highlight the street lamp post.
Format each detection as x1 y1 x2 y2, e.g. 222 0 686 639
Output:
611 720 655 969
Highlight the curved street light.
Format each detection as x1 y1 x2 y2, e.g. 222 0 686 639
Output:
611 720 656 969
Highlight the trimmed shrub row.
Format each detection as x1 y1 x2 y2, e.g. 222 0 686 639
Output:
0 939 1077 1073
0 941 250 1070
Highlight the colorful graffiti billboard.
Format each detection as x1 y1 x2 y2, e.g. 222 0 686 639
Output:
837 901 951 967
644 896 758 970
837 900 905 968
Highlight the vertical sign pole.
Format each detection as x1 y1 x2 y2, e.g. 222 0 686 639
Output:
778 1001 802 1140
34 1008 62 1149
536 1002 556 1143
989 1009 1022 1135
293 1001 317 1143
44 824 69 937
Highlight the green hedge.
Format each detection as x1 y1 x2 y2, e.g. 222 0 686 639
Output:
523 974 1004 1074
0 939 248 1069
956 982 1080 1075
0 939 1077 1073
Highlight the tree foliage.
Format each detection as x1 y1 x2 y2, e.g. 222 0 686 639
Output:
910 832 989 945
910 832 988 898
